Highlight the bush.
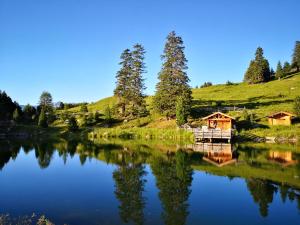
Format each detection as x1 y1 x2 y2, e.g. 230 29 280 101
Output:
80 104 88 113
294 96 300 117
68 116 79 132
38 108 48 128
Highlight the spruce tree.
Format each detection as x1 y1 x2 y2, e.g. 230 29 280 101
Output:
244 47 270 84
282 61 291 76
114 49 133 117
130 44 147 117
154 31 192 118
292 41 300 72
275 61 284 80
39 91 54 123
38 108 48 128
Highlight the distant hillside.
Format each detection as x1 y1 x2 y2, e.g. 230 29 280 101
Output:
61 73 300 137
69 73 299 116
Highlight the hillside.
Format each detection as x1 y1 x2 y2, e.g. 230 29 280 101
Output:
60 73 300 138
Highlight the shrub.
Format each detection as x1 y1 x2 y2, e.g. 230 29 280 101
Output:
294 96 300 117
68 116 79 132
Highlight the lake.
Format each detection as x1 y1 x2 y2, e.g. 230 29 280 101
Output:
0 139 299 225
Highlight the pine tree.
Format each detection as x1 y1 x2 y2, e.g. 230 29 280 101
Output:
154 31 192 118
39 91 54 123
130 44 148 117
114 49 133 117
282 61 291 76
38 108 48 128
292 41 300 72
244 47 270 84
275 61 284 80
176 97 187 126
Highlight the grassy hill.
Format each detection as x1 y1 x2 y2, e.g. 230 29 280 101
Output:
58 73 300 138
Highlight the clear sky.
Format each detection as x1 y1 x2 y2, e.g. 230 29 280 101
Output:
1 0 299 105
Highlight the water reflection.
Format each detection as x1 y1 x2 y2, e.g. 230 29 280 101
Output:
113 151 147 225
0 139 300 224
151 151 193 225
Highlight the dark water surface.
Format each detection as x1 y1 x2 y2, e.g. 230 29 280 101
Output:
0 139 299 225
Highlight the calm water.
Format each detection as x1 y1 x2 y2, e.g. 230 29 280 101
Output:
0 139 299 225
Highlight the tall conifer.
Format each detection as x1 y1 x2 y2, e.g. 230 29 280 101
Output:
154 31 192 118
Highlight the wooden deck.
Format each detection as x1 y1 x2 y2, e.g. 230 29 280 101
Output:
189 128 233 142
185 143 233 153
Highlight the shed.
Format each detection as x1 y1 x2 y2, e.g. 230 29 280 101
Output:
267 112 295 126
202 112 235 130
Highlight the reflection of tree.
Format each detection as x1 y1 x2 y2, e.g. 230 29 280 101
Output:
279 185 289 203
0 142 21 170
246 179 277 217
113 152 147 225
151 150 193 225
35 142 55 169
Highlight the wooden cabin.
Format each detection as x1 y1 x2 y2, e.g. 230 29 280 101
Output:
202 112 235 130
193 112 235 142
267 112 295 126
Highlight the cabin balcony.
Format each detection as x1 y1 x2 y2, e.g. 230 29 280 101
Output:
193 127 234 142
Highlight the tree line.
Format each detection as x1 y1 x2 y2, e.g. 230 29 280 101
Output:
244 41 300 84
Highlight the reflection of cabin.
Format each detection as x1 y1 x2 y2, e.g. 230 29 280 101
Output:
194 112 235 142
199 143 237 167
268 151 296 166
267 112 295 126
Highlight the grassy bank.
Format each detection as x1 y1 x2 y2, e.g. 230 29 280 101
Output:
88 127 194 142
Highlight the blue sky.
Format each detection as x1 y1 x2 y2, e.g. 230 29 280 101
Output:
1 0 299 105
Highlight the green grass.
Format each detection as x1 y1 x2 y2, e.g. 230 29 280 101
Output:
89 127 194 141
55 73 300 139
192 73 300 118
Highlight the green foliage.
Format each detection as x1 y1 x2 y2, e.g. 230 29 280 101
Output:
80 104 88 113
23 104 37 122
176 97 187 126
60 110 70 122
200 82 213 88
38 108 48 128
282 61 291 76
104 105 112 123
114 45 147 118
275 61 284 79
12 108 21 122
68 116 79 132
94 111 101 122
154 31 192 118
294 96 300 117
226 80 234 86
39 91 53 112
0 90 19 120
244 47 270 84
242 108 250 121
292 41 300 72
39 91 55 124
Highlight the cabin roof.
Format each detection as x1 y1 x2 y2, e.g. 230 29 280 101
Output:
202 112 235 121
267 111 295 118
